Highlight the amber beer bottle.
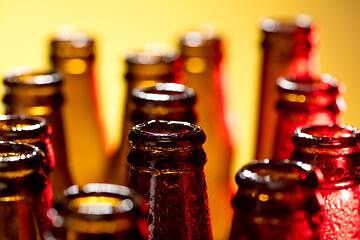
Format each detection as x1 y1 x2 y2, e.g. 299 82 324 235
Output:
179 26 233 239
108 82 196 184
255 15 320 160
128 120 212 239
272 74 344 159
49 183 147 240
292 125 360 239
229 159 321 240
3 68 73 195
109 44 182 185
0 141 52 239
50 26 106 184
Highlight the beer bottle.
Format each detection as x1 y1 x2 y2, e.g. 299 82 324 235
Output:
179 26 233 239
50 26 106 184
3 68 73 195
109 44 182 185
108 82 196 184
0 141 52 239
272 74 344 159
128 120 212 239
292 124 360 239
230 159 321 240
50 183 147 240
255 15 320 160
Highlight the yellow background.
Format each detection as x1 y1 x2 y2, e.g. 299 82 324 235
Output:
0 0 359 183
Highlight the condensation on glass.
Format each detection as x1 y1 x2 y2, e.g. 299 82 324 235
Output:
255 15 320 160
0 141 52 239
127 120 212 239
108 82 196 184
292 125 360 240
272 74 345 159
230 159 321 240
179 25 233 239
3 68 72 195
49 183 147 240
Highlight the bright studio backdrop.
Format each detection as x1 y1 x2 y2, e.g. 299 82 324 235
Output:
0 0 359 184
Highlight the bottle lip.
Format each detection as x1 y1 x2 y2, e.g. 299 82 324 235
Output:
132 83 196 106
0 115 49 141
129 120 205 148
292 124 360 148
261 14 313 33
235 159 319 191
3 67 62 86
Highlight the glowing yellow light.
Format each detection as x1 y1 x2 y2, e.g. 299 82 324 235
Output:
258 193 269 201
63 59 87 74
186 57 206 73
27 106 53 115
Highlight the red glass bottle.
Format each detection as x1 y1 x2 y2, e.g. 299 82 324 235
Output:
179 26 233 239
272 74 344 160
128 120 212 239
3 68 73 195
292 125 360 239
0 141 52 239
50 26 106 184
109 44 183 185
229 159 321 240
255 15 320 160
49 183 148 240
108 82 196 184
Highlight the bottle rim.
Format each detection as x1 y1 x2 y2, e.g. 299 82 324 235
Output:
4 68 62 86
260 14 313 33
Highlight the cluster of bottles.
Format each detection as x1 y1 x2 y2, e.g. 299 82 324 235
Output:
0 14 357 240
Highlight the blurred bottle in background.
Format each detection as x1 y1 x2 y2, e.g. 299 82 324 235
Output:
108 82 196 184
179 25 233 239
0 141 53 239
229 159 321 240
108 44 183 185
272 74 344 159
50 26 106 184
3 68 73 195
128 120 213 239
255 15 320 160
50 183 147 240
292 125 360 240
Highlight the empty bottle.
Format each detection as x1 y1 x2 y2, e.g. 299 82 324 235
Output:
128 120 212 239
3 68 73 195
255 15 320 160
230 159 321 240
292 124 360 239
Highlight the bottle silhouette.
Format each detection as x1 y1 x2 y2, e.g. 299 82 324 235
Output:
128 120 212 239
109 44 183 185
292 124 360 239
50 26 106 184
0 141 52 239
50 183 148 240
255 15 320 160
179 25 233 239
272 74 344 159
3 68 73 195
109 82 196 184
230 159 321 240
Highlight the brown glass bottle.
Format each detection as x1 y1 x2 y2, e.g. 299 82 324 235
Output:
0 141 52 239
292 125 360 239
109 44 183 185
108 82 196 184
255 15 320 160
49 183 147 240
50 27 106 184
272 74 344 160
229 159 321 240
3 68 73 195
128 120 212 239
179 26 233 239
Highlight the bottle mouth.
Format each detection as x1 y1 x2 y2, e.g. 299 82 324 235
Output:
261 14 313 33
132 83 196 106
0 115 48 140
129 120 205 148
4 67 62 86
126 43 179 65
